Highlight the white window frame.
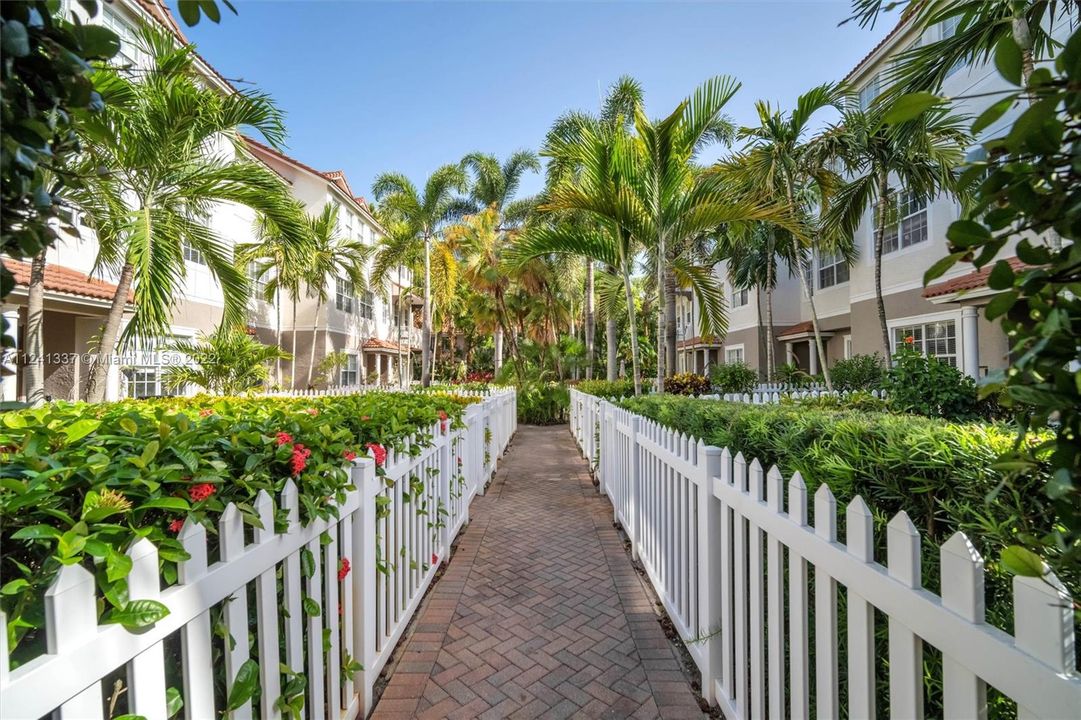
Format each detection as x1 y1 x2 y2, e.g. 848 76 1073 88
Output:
358 290 374 320
340 353 359 386
122 333 191 398
182 241 206 266
858 74 881 110
843 335 853 360
817 251 849 289
888 311 960 368
730 283 749 308
725 344 745 365
882 189 929 255
247 261 269 297
335 277 355 314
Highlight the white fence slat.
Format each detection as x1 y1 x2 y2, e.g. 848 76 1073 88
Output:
887 512 924 720
305 535 325 718
324 523 342 720
281 480 305 685
126 539 167 720
845 496 876 720
46 565 104 719
178 520 215 720
732 453 748 716
813 485 839 720
788 473 810 720
220 504 253 720
253 490 282 720
748 460 765 720
719 449 735 704
765 466 785 720
1014 568 1076 720
699 445 723 706
940 532 986 720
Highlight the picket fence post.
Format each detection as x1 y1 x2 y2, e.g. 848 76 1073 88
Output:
439 428 453 557
697 444 723 704
350 457 378 717
629 415 641 562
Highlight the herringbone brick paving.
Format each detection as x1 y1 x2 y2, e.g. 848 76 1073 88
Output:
369 425 706 719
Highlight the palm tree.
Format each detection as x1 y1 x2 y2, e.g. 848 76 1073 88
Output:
163 325 290 395
236 201 312 389
370 217 423 386
371 166 469 387
818 102 970 365
544 76 644 383
70 28 305 402
460 150 540 369
300 203 371 388
717 83 848 387
846 0 1077 96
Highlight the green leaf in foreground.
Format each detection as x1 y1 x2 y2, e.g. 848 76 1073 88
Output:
225 659 260 712
105 599 170 629
1000 545 1045 577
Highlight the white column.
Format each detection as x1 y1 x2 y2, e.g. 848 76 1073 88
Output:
376 354 384 385
2 307 19 402
785 342 795 366
808 340 819 375
961 306 979 378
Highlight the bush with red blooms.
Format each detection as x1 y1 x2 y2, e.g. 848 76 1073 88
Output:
366 442 387 467
0 390 480 662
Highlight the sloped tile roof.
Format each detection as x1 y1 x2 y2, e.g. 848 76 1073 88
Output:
777 321 815 338
363 338 413 352
923 257 1026 299
3 259 131 303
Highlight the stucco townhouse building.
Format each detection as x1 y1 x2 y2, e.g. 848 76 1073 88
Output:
0 0 419 403
677 13 1070 380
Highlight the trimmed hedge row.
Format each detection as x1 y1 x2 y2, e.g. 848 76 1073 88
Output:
0 391 474 663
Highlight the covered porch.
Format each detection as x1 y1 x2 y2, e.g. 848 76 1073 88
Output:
676 335 722 375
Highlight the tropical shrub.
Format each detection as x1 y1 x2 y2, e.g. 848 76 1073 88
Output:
829 353 885 392
162 326 290 395
709 362 758 394
575 379 636 399
0 391 474 665
663 372 711 396
516 381 569 425
884 343 990 421
782 390 888 412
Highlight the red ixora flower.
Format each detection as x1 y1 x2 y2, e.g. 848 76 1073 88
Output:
343 449 357 462
904 336 915 345
366 442 387 467
431 553 439 565
439 410 449 433
305 408 319 416
169 518 185 533
276 431 294 446
199 408 213 418
361 415 370 421
338 557 351 581
189 483 216 502
291 444 311 475
457 456 463 467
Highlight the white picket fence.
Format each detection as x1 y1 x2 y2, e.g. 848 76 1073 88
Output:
568 388 1080 719
705 389 887 404
1 389 516 720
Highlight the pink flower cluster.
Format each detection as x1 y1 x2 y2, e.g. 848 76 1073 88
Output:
276 431 294 446
342 449 357 462
189 483 216 502
338 557 351 581
291 443 311 475
439 410 449 433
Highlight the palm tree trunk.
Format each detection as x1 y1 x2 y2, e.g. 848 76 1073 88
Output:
765 281 776 379
421 235 432 387
874 175 892 367
85 263 134 403
621 253 643 396
275 287 282 388
664 269 677 380
25 250 46 404
655 242 665 392
493 325 503 373
585 260 595 380
495 291 523 384
799 258 833 391
290 298 298 390
306 298 321 388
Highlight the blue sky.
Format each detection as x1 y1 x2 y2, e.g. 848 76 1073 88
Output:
175 1 892 200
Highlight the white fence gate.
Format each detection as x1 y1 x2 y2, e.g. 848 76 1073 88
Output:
1 389 516 720
568 388 1080 719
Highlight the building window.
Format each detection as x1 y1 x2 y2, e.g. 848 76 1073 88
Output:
359 291 374 320
335 277 355 313
101 3 141 68
123 337 185 398
893 319 957 367
340 353 358 386
941 16 967 76
725 346 744 364
883 190 928 254
247 261 268 297
844 335 853 360
182 241 205 265
817 251 850 289
730 284 748 308
858 74 881 110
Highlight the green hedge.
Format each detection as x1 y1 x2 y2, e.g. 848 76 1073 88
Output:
0 391 474 664
574 379 637 399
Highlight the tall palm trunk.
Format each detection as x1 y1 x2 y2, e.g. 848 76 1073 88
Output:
85 263 134 403
421 235 432 387
25 250 46 404
765 285 776 380
655 240 666 391
290 298 298 389
621 252 643 396
585 260 595 380
274 287 282 388
874 174 892 367
495 290 523 384
664 268 677 378
798 259 833 390
493 326 503 373
306 298 322 388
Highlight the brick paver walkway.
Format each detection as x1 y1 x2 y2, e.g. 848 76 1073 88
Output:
369 425 706 720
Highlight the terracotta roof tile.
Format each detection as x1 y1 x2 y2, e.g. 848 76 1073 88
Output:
363 337 414 352
3 259 131 303
923 257 1026 299
777 321 816 338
